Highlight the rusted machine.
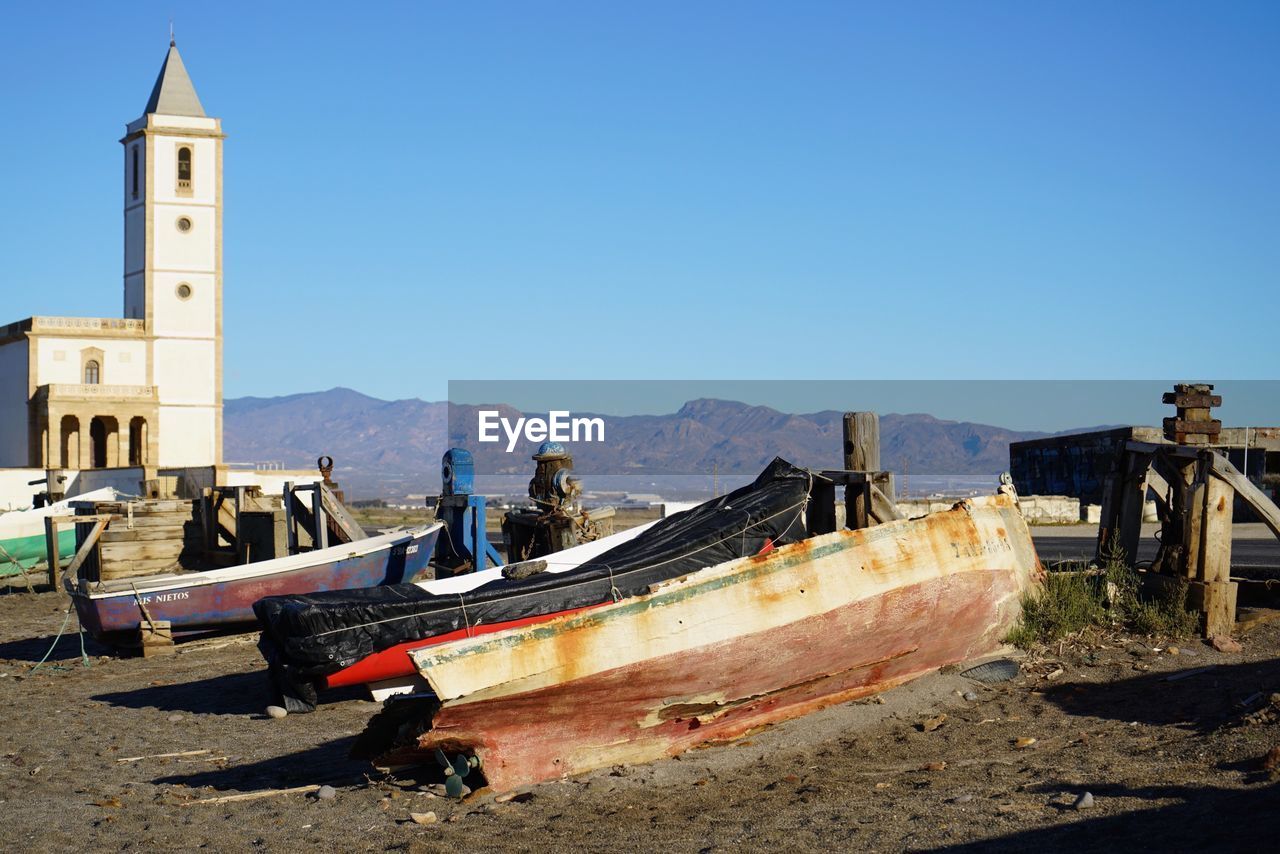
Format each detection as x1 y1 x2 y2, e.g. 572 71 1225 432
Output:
501 442 614 562
1097 384 1280 637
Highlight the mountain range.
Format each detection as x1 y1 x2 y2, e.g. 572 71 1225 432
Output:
224 388 1090 499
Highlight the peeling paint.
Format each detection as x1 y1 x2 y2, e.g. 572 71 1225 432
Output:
381 495 1041 790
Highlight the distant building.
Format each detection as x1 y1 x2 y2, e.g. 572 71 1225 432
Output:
0 40 222 470
1010 426 1280 505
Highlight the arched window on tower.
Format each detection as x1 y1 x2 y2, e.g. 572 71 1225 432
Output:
177 146 192 195
131 146 139 200
84 360 100 385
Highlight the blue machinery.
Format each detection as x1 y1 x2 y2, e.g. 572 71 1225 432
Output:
436 449 502 571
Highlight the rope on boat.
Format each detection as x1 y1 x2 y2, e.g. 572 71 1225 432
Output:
457 593 473 638
30 609 92 674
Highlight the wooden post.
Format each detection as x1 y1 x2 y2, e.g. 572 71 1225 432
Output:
1182 463 1205 580
44 515 60 589
1115 451 1152 565
1196 468 1237 637
843 413 880 530
843 412 880 471
283 481 297 554
311 484 328 550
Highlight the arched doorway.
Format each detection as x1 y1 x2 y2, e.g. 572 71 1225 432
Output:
59 415 80 468
128 417 148 465
90 418 108 468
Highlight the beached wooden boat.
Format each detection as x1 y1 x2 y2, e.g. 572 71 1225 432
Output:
257 459 814 712
359 493 1040 791
325 521 659 701
67 524 441 643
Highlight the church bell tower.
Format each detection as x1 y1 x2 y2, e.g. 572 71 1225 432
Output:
121 39 223 465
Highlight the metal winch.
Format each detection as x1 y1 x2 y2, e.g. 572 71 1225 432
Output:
502 442 612 562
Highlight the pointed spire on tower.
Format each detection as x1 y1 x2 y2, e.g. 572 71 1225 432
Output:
143 38 205 117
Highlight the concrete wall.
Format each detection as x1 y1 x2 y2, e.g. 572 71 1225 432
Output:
33 336 148 386
895 494 1086 525
0 467 149 510
220 470 322 494
0 469 44 511
59 467 148 497
0 466 321 512
0 341 28 467
156 406 217 467
1009 428 1135 505
156 466 320 498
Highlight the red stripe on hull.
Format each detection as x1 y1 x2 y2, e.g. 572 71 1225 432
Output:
323 604 599 688
404 568 1020 790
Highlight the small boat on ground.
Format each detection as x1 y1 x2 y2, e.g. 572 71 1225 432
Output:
68 524 440 643
352 465 1041 792
256 521 660 710
0 488 123 577
255 461 810 712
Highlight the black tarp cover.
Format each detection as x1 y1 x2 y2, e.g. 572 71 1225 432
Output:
255 458 812 711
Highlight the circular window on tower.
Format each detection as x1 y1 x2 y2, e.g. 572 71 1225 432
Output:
176 283 193 300
176 216 193 233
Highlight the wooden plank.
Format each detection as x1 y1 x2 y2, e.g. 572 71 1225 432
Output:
99 525 190 543
62 518 111 588
99 541 187 561
1198 474 1234 583
44 516 59 588
845 483 869 531
101 558 182 579
319 484 365 544
875 471 896 506
1186 580 1238 638
139 619 175 657
1208 452 1280 541
1095 473 1120 561
88 499 192 514
311 485 328 550
183 785 321 806
83 514 194 529
1161 392 1222 408
1116 451 1152 565
283 481 298 555
869 484 902 523
55 513 119 524
1183 477 1205 580
816 470 875 485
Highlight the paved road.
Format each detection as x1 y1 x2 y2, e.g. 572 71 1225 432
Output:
1032 530 1280 569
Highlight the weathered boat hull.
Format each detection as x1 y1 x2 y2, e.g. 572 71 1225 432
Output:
69 525 440 639
320 522 659 692
371 495 1040 790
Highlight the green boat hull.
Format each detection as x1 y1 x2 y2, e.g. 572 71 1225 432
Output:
0 529 76 576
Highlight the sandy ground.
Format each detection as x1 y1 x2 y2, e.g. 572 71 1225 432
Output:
1 586 1279 853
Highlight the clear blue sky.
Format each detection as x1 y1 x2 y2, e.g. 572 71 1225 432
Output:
2 2 1277 407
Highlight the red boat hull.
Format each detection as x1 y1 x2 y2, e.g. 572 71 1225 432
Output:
405 568 1018 790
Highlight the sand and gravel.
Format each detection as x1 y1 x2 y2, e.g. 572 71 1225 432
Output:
1 586 1279 853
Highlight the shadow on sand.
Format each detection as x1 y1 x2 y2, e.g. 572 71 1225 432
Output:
151 736 369 791
937 780 1280 852
1042 657 1280 731
91 670 368 716
0 627 113 663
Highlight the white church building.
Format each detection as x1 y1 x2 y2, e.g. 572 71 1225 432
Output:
0 40 222 472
